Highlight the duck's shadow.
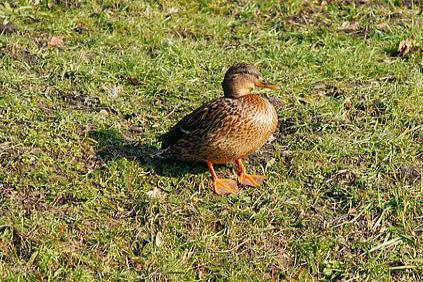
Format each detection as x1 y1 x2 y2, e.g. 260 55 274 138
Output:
88 129 209 177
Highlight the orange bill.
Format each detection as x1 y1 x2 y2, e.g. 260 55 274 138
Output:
255 81 279 90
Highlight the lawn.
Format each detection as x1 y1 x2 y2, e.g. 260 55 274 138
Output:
0 0 422 280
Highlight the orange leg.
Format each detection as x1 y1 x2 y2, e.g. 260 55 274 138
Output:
235 159 267 187
207 161 238 195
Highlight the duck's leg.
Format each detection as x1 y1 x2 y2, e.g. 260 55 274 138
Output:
207 161 238 195
235 159 267 187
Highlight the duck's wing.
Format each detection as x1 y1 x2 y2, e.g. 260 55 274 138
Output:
160 98 236 149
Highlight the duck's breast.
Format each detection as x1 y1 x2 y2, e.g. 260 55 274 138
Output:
237 95 278 154
207 95 278 162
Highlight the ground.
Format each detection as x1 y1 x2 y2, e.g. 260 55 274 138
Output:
0 0 422 281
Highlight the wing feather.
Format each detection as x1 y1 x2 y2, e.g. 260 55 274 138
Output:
160 98 234 149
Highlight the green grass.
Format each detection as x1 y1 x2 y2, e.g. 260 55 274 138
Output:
1 0 422 280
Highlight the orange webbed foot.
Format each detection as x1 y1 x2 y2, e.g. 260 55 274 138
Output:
213 178 239 195
235 159 267 187
208 160 239 195
237 173 267 187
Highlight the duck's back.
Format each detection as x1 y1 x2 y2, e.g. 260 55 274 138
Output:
161 94 277 163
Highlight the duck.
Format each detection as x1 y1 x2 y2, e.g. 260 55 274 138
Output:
160 63 279 195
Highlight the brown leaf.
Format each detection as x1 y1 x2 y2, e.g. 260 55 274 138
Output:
344 101 352 110
397 36 414 57
34 270 43 282
48 36 64 49
127 76 140 85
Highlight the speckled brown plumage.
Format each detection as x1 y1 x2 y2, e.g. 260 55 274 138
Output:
161 94 277 163
160 63 279 195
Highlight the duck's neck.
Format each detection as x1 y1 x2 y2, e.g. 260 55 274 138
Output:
224 87 251 98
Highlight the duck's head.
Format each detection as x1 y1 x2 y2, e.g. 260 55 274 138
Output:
222 63 278 98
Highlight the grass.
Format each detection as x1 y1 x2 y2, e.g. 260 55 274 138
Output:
0 0 422 280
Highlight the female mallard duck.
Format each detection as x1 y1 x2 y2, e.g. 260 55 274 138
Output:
160 63 278 195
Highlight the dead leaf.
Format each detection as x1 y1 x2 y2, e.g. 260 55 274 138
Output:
375 23 390 32
48 36 64 49
34 270 43 282
107 85 120 98
127 76 140 85
339 21 359 31
166 7 179 15
155 231 163 247
397 36 414 57
99 109 108 116
146 187 166 200
344 97 352 110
